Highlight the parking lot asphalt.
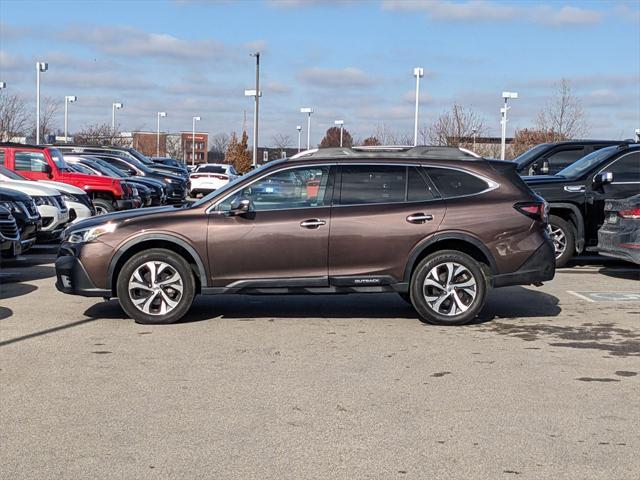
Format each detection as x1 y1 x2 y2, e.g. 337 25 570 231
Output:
1 246 639 480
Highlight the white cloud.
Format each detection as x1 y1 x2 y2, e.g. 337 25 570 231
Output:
382 0 604 26
298 67 374 88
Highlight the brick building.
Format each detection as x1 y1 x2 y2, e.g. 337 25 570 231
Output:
180 132 208 164
131 131 167 157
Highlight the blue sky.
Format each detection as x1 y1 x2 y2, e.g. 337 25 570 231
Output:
1 0 639 146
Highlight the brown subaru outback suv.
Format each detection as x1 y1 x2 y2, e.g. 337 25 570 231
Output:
55 146 555 325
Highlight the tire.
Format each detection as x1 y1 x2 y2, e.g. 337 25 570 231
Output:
116 248 196 324
410 250 488 326
93 198 115 215
547 215 575 268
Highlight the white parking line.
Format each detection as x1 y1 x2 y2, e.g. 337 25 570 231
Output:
566 290 596 302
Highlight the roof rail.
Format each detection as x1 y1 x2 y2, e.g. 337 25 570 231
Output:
288 145 483 161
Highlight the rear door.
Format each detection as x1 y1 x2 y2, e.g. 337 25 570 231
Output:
328 164 445 285
9 149 56 181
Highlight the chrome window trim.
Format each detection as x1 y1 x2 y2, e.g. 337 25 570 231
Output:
595 150 639 183
206 161 499 213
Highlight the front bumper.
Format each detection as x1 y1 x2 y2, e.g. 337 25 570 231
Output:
1 237 21 258
166 183 188 203
67 202 94 223
492 239 556 288
55 254 111 297
115 198 139 210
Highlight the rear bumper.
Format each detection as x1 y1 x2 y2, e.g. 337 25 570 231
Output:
598 226 640 265
492 240 556 287
55 255 111 297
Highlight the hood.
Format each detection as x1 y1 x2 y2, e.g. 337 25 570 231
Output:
0 179 61 196
37 180 86 195
522 175 569 185
66 204 184 232
0 186 31 202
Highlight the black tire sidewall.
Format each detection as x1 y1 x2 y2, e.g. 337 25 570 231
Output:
116 248 195 324
410 250 487 325
548 215 575 268
93 198 115 214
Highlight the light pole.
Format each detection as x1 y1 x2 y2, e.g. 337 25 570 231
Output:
35 61 48 144
192 116 201 166
300 107 313 149
500 91 518 160
635 128 640 142
0 82 6 89
296 125 302 152
157 111 167 157
413 67 424 147
64 95 77 143
249 52 260 167
334 120 344 147
112 102 123 131
471 128 478 151
244 88 262 166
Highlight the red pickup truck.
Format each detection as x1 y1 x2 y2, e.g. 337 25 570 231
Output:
0 143 137 214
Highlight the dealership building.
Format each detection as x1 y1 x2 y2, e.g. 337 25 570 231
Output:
123 131 208 163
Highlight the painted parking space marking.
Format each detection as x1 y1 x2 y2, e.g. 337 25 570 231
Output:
567 291 640 302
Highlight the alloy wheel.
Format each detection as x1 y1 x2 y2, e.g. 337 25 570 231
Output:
423 262 477 316
547 224 567 259
128 261 184 316
95 206 109 215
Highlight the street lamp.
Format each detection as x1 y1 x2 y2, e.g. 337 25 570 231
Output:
413 67 424 147
500 91 518 160
471 128 478 151
64 95 77 144
296 125 302 153
157 111 167 157
300 107 313 150
0 82 6 89
334 120 345 147
249 52 261 168
192 116 201 166
244 88 262 166
35 61 48 144
112 102 123 131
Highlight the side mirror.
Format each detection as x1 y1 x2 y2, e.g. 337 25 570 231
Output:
593 171 613 190
541 160 550 175
43 164 53 178
228 198 252 216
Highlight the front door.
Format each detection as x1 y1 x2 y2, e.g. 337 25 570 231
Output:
207 165 334 288
10 150 55 181
329 164 445 284
586 150 640 243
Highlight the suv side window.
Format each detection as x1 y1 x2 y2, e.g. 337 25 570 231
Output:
407 167 438 202
608 151 640 183
220 166 331 211
339 165 406 205
14 151 49 172
544 148 585 173
426 168 489 198
0 149 5 166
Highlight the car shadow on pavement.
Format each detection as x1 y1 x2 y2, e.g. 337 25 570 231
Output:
598 266 639 281
83 287 560 325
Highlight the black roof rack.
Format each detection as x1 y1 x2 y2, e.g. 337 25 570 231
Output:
0 142 45 149
289 146 483 161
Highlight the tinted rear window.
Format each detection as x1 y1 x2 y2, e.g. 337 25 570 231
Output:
339 165 406 205
197 165 226 174
407 167 437 202
426 168 490 198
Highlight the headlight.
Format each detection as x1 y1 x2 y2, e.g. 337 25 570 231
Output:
62 193 78 203
32 196 45 206
164 178 176 184
66 223 117 243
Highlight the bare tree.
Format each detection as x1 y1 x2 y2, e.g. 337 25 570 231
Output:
535 79 588 140
73 123 130 146
166 135 183 160
361 136 381 146
319 127 353 148
208 132 230 162
373 123 403 145
420 104 486 147
0 91 30 141
30 96 60 140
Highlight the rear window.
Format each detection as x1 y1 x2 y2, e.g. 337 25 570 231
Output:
339 165 406 205
197 165 226 174
426 168 490 198
14 151 49 172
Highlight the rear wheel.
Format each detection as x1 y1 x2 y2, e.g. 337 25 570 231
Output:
93 198 115 215
547 215 575 268
116 248 196 324
410 250 487 325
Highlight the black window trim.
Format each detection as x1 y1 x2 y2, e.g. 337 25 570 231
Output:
420 164 499 200
596 150 640 185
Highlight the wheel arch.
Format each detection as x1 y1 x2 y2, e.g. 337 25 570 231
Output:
548 202 584 253
403 233 498 283
107 234 208 295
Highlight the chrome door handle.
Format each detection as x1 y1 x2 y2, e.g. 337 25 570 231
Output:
564 185 585 193
406 213 433 224
300 219 326 229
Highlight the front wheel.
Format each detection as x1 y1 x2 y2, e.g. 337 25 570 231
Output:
547 215 575 268
410 250 488 325
116 248 196 324
93 198 115 215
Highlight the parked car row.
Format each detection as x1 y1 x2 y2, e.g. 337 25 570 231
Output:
0 142 192 259
518 142 639 266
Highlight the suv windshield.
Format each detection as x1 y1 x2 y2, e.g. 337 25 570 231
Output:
0 165 27 180
47 148 71 171
513 144 549 168
557 146 617 180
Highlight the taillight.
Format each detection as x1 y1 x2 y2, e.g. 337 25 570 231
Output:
618 208 640 219
191 174 202 179
213 174 228 180
514 201 546 222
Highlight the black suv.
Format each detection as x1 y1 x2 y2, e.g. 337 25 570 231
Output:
513 140 624 176
524 143 640 267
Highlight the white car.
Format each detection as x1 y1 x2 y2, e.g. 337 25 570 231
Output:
189 163 239 196
0 178 69 241
0 166 94 223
